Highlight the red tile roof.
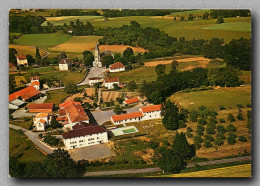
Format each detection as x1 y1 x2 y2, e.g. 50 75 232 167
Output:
9 86 40 102
72 122 92 130
31 81 40 86
59 58 73 64
36 113 49 118
141 105 162 113
112 111 143 122
109 62 125 70
9 63 16 69
39 119 46 124
62 125 107 139
88 77 100 80
16 55 27 60
28 103 53 110
59 101 89 123
125 97 139 105
56 116 68 121
104 77 119 83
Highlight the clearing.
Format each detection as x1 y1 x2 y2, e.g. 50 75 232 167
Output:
164 164 251 177
170 86 251 110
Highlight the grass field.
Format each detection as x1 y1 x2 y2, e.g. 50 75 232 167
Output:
14 33 72 48
202 21 251 32
45 89 69 105
164 164 251 177
42 16 103 26
10 117 33 130
9 45 48 57
170 86 251 110
42 15 251 43
9 128 46 162
50 35 102 53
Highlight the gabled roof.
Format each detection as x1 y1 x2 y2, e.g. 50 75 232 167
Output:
59 101 89 123
62 125 106 139
9 63 16 69
72 122 92 130
9 86 40 102
141 105 162 113
30 76 39 81
112 111 143 122
59 58 73 65
104 77 119 83
109 62 125 70
16 55 27 60
31 81 40 86
125 97 139 105
36 113 49 118
28 103 53 110
38 119 46 124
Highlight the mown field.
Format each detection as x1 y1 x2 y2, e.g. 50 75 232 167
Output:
170 86 251 110
9 44 48 57
164 164 251 177
9 128 46 162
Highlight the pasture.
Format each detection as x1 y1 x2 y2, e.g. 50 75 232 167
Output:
170 86 251 110
202 21 251 32
9 129 46 162
14 33 72 48
165 164 251 177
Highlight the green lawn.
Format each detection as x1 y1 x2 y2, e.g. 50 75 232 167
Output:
45 89 69 105
14 33 72 48
9 128 46 162
170 86 251 110
202 21 251 32
10 117 33 130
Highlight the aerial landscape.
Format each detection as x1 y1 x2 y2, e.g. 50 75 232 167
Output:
9 9 251 178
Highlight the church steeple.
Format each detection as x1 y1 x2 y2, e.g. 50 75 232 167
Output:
95 41 99 52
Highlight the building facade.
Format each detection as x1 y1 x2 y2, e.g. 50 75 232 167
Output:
59 58 73 71
109 62 125 72
93 42 102 68
16 55 28 67
104 77 120 89
33 113 52 131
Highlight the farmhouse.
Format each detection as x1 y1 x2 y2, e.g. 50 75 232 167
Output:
109 62 125 72
111 104 162 125
16 55 28 67
33 112 52 131
9 62 17 71
59 58 73 71
62 123 108 150
104 77 119 89
27 103 53 113
88 77 101 86
124 97 140 105
57 101 89 129
9 86 42 109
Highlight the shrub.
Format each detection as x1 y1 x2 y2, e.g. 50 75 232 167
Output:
227 124 237 132
216 132 226 140
236 104 243 108
198 118 207 125
218 105 226 110
228 113 235 122
204 140 212 148
194 135 203 149
206 124 216 134
237 112 244 121
246 103 251 108
196 124 205 136
218 118 225 123
214 137 224 146
148 141 159 149
227 132 237 145
216 125 226 134
238 136 247 142
38 134 43 138
186 131 193 138
208 117 218 125
205 134 214 142
189 109 198 122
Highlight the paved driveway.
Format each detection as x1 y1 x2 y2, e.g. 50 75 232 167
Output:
91 104 142 125
78 67 106 86
68 143 115 161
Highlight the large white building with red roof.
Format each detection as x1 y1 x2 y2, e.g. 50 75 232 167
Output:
62 122 108 150
59 58 73 71
104 77 119 89
111 104 162 125
109 62 125 72
57 101 89 129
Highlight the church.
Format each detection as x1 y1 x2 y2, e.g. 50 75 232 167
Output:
93 42 114 68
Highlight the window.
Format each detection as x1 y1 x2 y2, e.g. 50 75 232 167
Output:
79 140 84 143
88 138 94 141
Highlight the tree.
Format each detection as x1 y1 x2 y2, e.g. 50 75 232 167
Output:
237 112 244 121
206 124 216 134
228 113 235 122
128 80 137 91
113 83 119 91
24 161 46 177
102 55 114 67
157 147 186 173
214 136 224 146
123 47 134 61
9 156 25 177
198 118 207 125
216 16 224 24
171 60 179 71
171 132 196 160
205 134 214 142
44 149 84 177
238 136 247 142
116 97 124 104
35 46 41 65
194 135 203 149
204 140 212 148
50 117 62 129
189 109 198 122
113 105 123 115
161 100 180 130
227 132 237 145
26 54 35 65
196 124 205 136
216 125 226 134
9 48 18 65
155 64 166 75
84 54 94 67
188 14 194 21
227 124 237 132
64 82 77 94
59 51 67 61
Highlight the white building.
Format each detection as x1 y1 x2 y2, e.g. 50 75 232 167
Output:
109 62 125 72
57 101 89 130
104 77 119 89
93 42 102 68
29 76 40 90
16 55 28 67
59 58 73 71
33 113 52 131
62 123 108 150
111 104 162 125
88 77 101 86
